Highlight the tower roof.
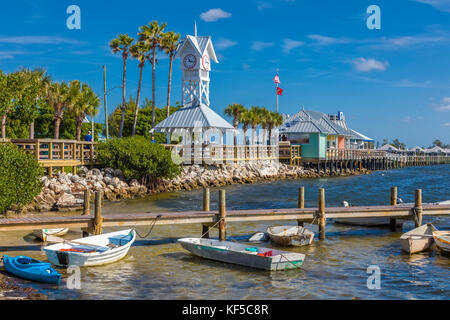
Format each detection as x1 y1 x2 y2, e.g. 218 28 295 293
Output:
152 103 233 133
175 35 218 62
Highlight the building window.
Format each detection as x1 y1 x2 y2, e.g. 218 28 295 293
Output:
290 133 310 144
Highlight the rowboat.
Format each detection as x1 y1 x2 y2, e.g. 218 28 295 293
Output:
267 226 314 246
400 223 438 254
33 228 69 242
432 231 450 254
178 238 306 271
2 254 61 284
43 229 136 267
248 232 269 242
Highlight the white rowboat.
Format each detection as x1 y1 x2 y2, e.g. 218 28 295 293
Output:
267 226 314 247
433 231 450 254
400 223 437 254
33 228 69 242
178 238 305 271
43 229 135 267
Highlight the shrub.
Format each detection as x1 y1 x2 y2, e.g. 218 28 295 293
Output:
96 136 181 185
0 143 44 214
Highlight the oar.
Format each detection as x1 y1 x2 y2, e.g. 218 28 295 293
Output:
47 236 108 249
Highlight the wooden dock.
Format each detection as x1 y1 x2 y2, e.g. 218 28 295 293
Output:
1 188 449 240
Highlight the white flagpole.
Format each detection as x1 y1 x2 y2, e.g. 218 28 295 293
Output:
276 69 279 113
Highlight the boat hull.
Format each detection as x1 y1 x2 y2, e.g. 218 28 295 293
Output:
178 238 305 271
433 231 450 253
43 229 135 267
2 255 61 284
33 228 69 242
400 224 437 254
267 226 314 247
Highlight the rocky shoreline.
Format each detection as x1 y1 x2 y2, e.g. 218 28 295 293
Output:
7 161 370 215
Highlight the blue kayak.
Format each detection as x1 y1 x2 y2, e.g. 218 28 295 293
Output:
2 254 61 285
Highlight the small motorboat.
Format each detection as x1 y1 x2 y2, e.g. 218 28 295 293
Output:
248 232 269 242
2 254 61 284
33 228 69 242
335 200 403 227
433 231 450 254
267 226 314 246
400 223 438 254
43 229 136 267
178 238 306 271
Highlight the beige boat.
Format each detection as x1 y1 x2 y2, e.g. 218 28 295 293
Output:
432 230 450 254
400 223 437 254
267 226 314 247
33 228 69 242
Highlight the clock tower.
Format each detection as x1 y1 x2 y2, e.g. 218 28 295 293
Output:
175 28 218 107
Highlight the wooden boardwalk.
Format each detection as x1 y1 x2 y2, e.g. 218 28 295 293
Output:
1 187 449 241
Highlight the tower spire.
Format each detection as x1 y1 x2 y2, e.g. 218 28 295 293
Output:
194 21 197 37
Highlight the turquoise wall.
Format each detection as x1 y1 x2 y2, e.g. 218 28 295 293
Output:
297 133 327 159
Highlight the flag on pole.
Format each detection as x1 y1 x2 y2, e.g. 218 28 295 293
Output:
277 87 283 96
273 74 280 84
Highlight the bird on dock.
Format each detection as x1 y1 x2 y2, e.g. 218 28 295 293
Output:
341 201 349 207
398 198 403 203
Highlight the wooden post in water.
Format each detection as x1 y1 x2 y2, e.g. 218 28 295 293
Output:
318 188 326 240
389 186 398 231
93 191 103 235
218 189 226 241
414 189 423 227
202 188 210 238
82 189 91 236
298 186 304 227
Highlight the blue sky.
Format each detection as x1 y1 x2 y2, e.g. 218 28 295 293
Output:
0 0 449 147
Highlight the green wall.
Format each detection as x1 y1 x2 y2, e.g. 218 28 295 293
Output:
297 133 327 159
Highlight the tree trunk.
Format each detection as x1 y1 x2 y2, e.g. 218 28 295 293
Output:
132 64 144 136
119 55 127 138
54 117 61 139
166 54 174 117
76 118 83 141
29 120 35 139
243 125 248 145
151 45 156 128
252 126 256 145
1 114 6 139
233 117 238 146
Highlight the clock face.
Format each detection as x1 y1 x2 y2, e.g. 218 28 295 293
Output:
202 55 210 70
183 54 197 69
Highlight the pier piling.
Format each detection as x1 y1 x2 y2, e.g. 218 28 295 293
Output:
390 186 398 231
218 189 227 241
298 186 305 227
202 188 210 238
318 188 326 240
414 189 423 227
93 191 103 235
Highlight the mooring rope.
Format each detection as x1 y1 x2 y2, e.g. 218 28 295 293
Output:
135 215 162 239
200 217 225 239
411 207 420 226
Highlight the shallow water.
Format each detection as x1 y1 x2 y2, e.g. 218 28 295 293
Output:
1 165 449 299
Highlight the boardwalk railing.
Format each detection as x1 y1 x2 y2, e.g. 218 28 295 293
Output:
1 139 97 174
163 144 280 164
326 148 386 160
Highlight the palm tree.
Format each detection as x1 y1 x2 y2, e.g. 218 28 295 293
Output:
162 31 180 117
109 34 135 137
130 41 151 136
224 103 246 146
45 81 70 139
253 107 270 145
70 82 100 141
267 111 283 145
248 107 261 145
239 110 252 146
138 20 167 127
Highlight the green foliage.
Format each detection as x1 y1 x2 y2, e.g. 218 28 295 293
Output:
0 143 44 213
96 136 180 182
106 97 180 142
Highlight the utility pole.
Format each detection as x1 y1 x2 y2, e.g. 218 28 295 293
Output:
103 65 109 140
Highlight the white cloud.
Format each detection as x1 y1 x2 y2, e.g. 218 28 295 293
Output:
370 35 447 50
395 79 432 88
414 0 450 13
282 38 304 54
251 41 274 51
215 38 237 50
351 58 389 72
200 8 232 22
434 97 450 111
308 34 353 45
256 1 273 11
444 122 450 126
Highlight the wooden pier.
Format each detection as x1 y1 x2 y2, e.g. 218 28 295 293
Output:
1 188 449 240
